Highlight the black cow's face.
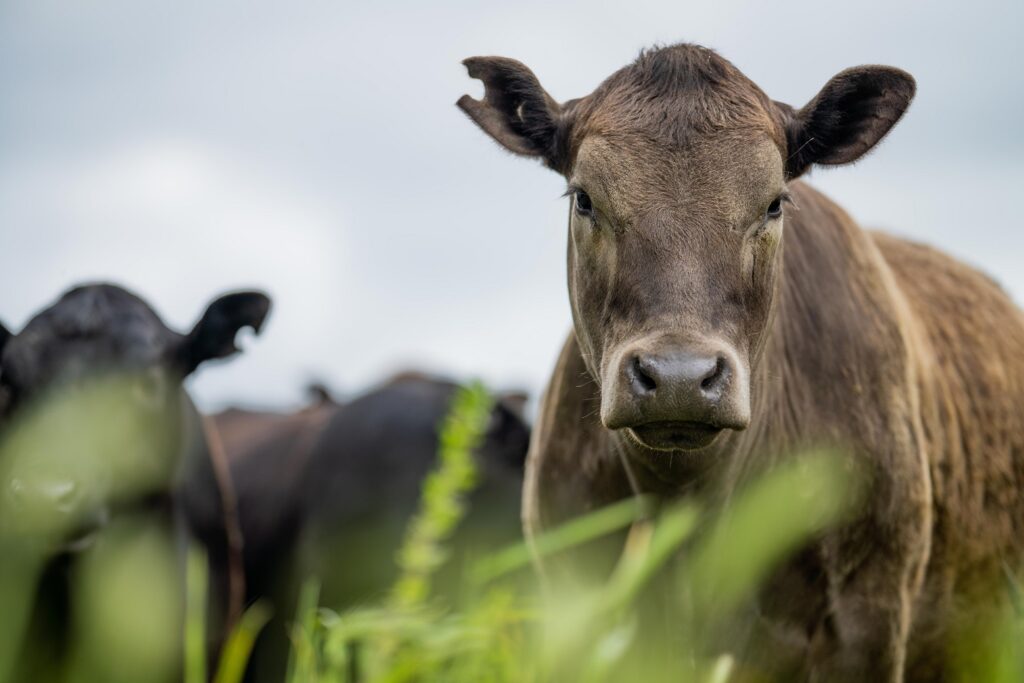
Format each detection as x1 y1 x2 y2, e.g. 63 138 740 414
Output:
0 284 270 551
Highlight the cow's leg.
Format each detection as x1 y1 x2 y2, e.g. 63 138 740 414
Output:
809 445 932 683
810 552 922 682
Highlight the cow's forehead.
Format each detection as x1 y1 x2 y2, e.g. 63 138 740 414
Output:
34 286 169 345
1 285 176 390
569 45 783 150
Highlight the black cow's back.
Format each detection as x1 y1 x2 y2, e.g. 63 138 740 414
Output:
210 376 529 683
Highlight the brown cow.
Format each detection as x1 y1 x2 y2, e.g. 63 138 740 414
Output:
458 43 1024 681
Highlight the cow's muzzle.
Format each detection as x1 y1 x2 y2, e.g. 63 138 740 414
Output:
601 339 750 451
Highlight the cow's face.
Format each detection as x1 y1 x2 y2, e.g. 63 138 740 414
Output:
0 284 270 549
459 44 914 453
564 129 785 451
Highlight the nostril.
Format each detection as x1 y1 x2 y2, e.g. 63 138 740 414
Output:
630 355 658 393
700 356 728 392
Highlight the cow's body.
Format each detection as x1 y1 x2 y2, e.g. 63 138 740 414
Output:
524 179 1024 680
185 374 531 683
457 40 1024 679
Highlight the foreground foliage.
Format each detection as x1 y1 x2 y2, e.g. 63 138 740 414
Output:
273 383 1024 683
1 379 1022 682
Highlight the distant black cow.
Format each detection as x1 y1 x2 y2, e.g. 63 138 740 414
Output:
0 283 269 683
186 373 530 682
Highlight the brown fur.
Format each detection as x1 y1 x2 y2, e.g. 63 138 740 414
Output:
460 43 1024 681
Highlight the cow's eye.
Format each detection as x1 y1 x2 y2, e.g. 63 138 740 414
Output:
766 196 784 219
574 189 593 217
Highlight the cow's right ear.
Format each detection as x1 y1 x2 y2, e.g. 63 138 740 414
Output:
457 57 568 171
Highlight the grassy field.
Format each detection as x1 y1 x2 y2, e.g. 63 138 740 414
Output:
1 380 1023 682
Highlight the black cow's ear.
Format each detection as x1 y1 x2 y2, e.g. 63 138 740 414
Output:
177 291 271 376
496 390 529 421
0 322 10 357
483 391 531 469
780 66 915 179
457 56 569 171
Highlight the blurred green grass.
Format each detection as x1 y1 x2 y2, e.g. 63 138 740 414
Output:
1 377 1022 682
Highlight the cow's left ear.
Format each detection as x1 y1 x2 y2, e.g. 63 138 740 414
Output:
779 66 915 179
177 291 271 375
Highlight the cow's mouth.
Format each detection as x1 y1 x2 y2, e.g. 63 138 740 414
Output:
58 506 110 554
627 421 724 451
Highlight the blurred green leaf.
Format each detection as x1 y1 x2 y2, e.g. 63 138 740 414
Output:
472 494 656 585
185 546 209 683
685 451 863 623
214 601 273 683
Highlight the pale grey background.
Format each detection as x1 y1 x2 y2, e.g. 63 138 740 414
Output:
1 1 1021 409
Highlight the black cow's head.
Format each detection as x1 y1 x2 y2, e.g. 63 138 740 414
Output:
0 284 270 551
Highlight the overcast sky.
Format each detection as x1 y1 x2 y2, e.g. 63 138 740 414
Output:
1 1 1021 410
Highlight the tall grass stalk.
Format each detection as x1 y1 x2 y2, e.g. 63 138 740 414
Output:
390 381 493 609
184 547 209 683
213 602 273 683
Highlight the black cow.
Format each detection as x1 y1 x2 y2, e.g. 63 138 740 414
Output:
0 283 269 683
186 373 530 682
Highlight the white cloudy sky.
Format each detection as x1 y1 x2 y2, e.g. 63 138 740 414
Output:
1 1 1021 410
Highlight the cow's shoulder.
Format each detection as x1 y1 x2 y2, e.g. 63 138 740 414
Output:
523 333 635 581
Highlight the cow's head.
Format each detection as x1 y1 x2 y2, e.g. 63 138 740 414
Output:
459 44 914 453
0 284 270 549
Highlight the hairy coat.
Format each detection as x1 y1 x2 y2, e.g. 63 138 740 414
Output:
459 44 1024 681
